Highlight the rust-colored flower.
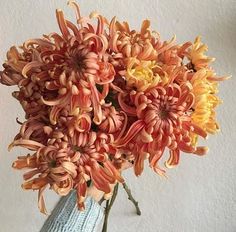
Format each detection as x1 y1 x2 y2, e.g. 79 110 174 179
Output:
11 129 123 213
109 19 159 61
117 83 208 175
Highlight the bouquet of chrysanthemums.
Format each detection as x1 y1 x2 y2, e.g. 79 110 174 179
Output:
0 1 228 231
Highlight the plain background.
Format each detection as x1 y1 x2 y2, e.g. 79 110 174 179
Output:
0 0 236 231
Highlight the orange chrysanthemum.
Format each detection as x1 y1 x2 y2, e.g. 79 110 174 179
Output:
11 129 123 213
117 83 208 175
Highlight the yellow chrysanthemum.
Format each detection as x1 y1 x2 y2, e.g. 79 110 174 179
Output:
125 58 161 91
189 36 215 70
190 68 221 145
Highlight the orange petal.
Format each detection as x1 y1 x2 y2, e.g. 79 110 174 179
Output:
178 141 195 153
38 185 48 215
90 167 111 194
134 151 147 176
41 93 71 106
190 123 208 138
56 9 70 38
165 149 180 168
118 93 136 116
22 61 42 78
194 146 209 156
104 161 124 183
114 120 145 147
76 182 87 210
9 139 43 151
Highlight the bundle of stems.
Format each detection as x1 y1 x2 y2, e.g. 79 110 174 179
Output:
101 182 141 232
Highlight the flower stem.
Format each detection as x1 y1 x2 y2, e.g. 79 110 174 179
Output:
122 182 141 215
98 196 105 205
102 183 119 232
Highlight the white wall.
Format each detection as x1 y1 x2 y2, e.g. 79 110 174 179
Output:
0 0 236 231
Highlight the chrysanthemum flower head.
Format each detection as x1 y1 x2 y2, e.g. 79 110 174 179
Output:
188 36 215 70
126 58 160 91
117 82 209 175
109 18 159 61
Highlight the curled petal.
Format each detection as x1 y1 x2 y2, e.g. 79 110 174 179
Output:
103 161 124 183
76 182 87 210
118 93 136 116
0 72 22 86
141 20 150 36
52 177 73 196
115 111 128 141
178 141 195 153
165 149 180 168
75 114 91 132
61 162 77 178
88 75 103 125
38 185 48 215
50 106 61 125
41 93 71 106
23 169 40 180
149 149 166 176
114 120 145 147
12 155 37 169
89 11 106 35
56 9 70 38
24 39 54 49
194 146 209 156
68 0 82 24
90 167 111 194
22 61 42 78
9 139 44 151
22 177 48 190
190 123 208 138
140 128 153 143
157 35 176 54
96 62 115 85
134 151 148 176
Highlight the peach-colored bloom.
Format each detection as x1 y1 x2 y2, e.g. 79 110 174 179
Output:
109 18 159 61
11 130 123 213
117 83 208 175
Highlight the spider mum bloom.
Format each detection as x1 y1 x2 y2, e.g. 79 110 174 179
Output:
0 3 115 126
117 83 208 175
125 58 160 91
34 9 115 125
14 116 51 145
188 36 215 70
99 106 126 134
158 41 192 67
109 18 159 61
11 130 124 213
188 68 229 145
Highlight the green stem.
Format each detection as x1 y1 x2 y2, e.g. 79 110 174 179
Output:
102 183 119 232
98 196 105 205
122 182 141 216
